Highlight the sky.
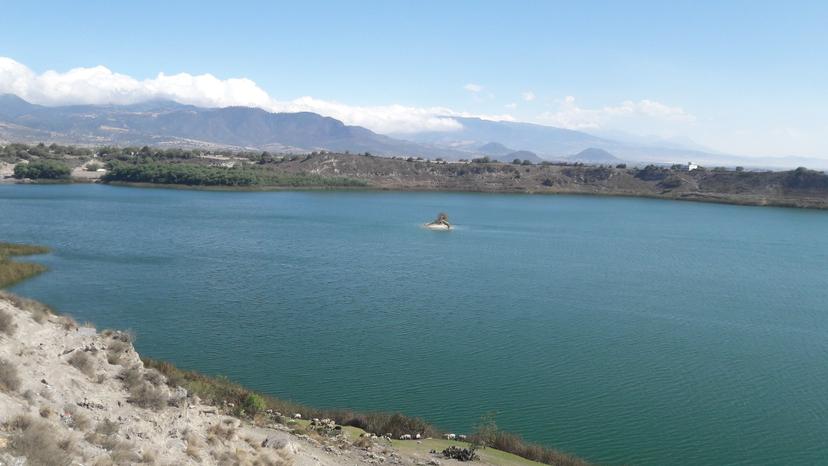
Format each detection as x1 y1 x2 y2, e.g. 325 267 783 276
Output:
1 0 827 158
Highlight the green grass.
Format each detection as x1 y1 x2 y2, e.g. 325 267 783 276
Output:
103 161 368 188
392 438 549 466
0 242 50 288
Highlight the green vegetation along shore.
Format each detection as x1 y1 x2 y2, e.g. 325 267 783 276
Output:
0 241 586 465
3 142 828 209
0 242 49 288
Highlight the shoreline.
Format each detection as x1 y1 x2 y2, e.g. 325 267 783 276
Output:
7 178 828 211
0 242 587 466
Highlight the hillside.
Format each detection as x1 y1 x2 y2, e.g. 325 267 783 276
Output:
1 144 827 209
568 148 620 164
0 95 462 159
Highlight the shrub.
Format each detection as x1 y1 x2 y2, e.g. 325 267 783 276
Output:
118 364 144 389
143 368 166 386
64 404 91 431
106 338 132 365
13 160 71 179
242 393 267 415
0 309 16 335
659 176 683 190
0 358 21 392
128 382 168 410
207 419 237 444
469 425 587 466
61 315 78 331
7 415 73 466
117 363 168 410
68 351 96 378
0 291 52 323
96 418 119 436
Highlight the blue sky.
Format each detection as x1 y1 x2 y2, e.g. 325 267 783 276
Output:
1 0 827 158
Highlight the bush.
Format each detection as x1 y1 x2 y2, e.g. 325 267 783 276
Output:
106 338 132 365
0 358 21 392
0 291 52 323
7 415 73 466
0 309 16 336
119 364 169 410
68 351 96 378
127 381 169 410
242 393 267 415
102 161 367 188
13 160 71 179
470 425 587 466
64 404 91 431
659 176 683 190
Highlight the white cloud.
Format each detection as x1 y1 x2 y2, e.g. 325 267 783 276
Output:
536 95 695 130
504 102 518 109
463 83 484 93
521 91 536 102
0 57 514 134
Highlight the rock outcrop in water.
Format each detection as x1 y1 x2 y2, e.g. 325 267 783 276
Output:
426 213 452 230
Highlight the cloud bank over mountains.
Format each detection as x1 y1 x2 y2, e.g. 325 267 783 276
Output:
0 57 519 135
1 56 692 138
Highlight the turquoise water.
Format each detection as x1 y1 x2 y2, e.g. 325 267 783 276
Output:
2 184 828 465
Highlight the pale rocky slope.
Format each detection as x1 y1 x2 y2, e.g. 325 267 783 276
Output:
0 292 543 466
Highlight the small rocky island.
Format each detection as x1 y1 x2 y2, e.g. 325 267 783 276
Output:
426 213 452 230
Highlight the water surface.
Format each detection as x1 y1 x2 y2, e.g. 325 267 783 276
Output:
2 184 827 465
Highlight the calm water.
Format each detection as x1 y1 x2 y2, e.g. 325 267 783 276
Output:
2 184 828 465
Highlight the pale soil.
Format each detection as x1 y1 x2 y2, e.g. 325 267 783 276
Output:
0 163 14 181
0 293 539 466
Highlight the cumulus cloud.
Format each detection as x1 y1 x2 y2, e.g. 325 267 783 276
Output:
521 91 536 102
463 83 484 93
0 57 514 134
536 95 695 130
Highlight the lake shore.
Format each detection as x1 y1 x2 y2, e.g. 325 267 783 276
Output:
10 177 828 210
5 151 827 210
0 242 586 466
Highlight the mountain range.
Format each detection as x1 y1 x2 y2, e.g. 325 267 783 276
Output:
1 94 825 169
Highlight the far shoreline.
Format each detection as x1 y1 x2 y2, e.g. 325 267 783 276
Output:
6 178 828 211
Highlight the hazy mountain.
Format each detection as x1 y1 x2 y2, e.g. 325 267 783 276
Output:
586 129 719 154
0 95 464 158
1 95 825 170
502 150 544 163
397 116 756 166
568 148 621 164
400 117 611 158
477 141 515 156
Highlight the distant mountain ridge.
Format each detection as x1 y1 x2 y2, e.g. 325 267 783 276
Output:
0 94 461 158
568 148 621 164
1 94 825 169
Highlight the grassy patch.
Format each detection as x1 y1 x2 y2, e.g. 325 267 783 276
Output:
0 242 50 288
